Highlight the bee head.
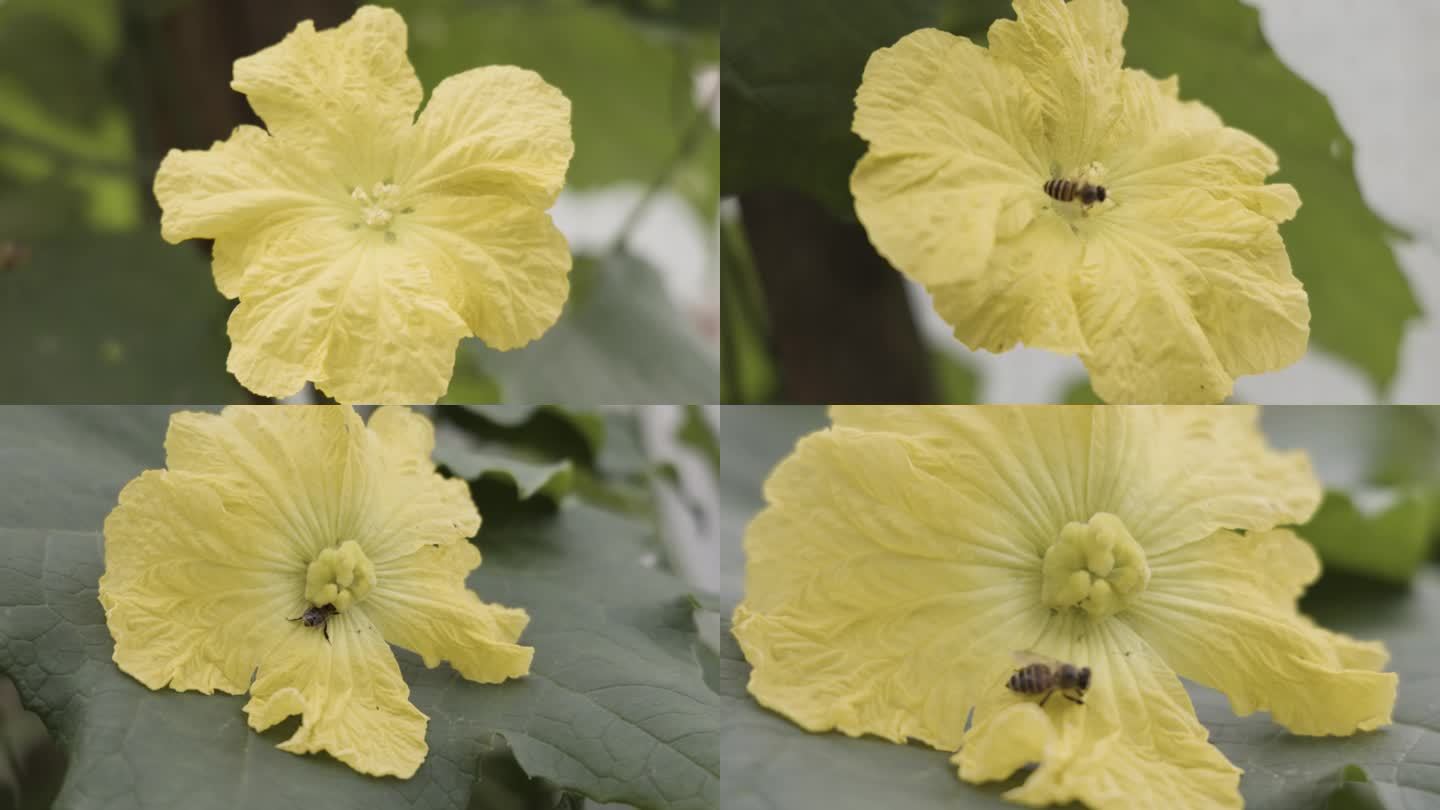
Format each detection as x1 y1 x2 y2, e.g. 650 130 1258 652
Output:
1077 667 1092 690
1095 186 1107 203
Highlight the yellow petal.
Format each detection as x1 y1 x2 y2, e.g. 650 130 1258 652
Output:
928 213 1089 355
398 65 573 208
225 236 468 403
1106 70 1301 223
161 407 376 562
828 406 1104 550
957 618 1242 810
408 193 572 350
1111 406 1321 555
99 470 298 694
366 404 444 474
244 610 429 778
987 0 1128 170
348 407 480 565
231 5 421 175
1128 529 1397 735
734 426 1051 749
367 541 533 683
852 29 1046 286
153 125 335 294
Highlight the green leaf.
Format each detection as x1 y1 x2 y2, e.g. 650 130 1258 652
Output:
1262 407 1440 581
0 675 66 810
395 0 715 190
932 353 978 404
719 219 776 404
675 405 719 474
1300 490 1437 584
0 407 717 810
0 234 246 402
1123 0 1419 392
433 425 576 502
721 0 946 218
719 407 1437 809
455 254 718 404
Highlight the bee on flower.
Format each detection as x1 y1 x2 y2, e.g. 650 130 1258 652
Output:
733 406 1396 810
98 406 533 778
850 0 1308 404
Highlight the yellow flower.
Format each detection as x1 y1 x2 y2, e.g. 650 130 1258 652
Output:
851 0 1307 404
98 405 532 778
153 6 573 404
733 406 1396 809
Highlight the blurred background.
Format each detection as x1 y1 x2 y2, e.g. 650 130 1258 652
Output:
722 0 1440 404
0 0 719 404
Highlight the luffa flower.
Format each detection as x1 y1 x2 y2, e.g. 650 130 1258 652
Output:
851 0 1307 404
98 406 532 777
154 6 573 404
733 406 1396 809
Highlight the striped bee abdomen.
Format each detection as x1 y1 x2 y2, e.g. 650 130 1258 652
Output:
1007 663 1052 695
1043 178 1077 202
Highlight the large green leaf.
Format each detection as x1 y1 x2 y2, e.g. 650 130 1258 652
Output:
0 234 244 402
1122 1 1418 395
454 255 718 404
0 407 718 810
718 406 1435 809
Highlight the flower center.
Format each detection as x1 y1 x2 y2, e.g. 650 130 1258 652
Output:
304 540 377 612
1041 512 1149 618
350 182 410 236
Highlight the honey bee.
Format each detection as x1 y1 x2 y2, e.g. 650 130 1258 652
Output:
1043 178 1107 208
288 603 339 642
1007 651 1091 707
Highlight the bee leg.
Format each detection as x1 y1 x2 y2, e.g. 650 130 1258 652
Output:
1064 693 1085 705
286 616 301 622
323 624 331 643
1039 690 1053 707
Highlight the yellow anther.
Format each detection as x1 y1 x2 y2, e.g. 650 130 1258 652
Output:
304 540 376 609
1041 512 1149 618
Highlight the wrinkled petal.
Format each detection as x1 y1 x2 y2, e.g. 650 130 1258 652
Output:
852 28 1046 286
232 5 421 174
161 407 375 562
1106 70 1301 223
987 0 1127 169
928 214 1088 355
734 426 1051 749
957 618 1241 810
368 541 533 683
828 406 1106 550
244 611 428 778
1127 529 1397 735
224 236 468 404
99 471 299 694
1079 191 1307 404
1105 406 1322 555
398 65 572 208
348 406 480 565
408 194 572 349
153 126 337 295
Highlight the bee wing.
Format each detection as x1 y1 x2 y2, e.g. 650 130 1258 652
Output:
1011 649 1062 668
